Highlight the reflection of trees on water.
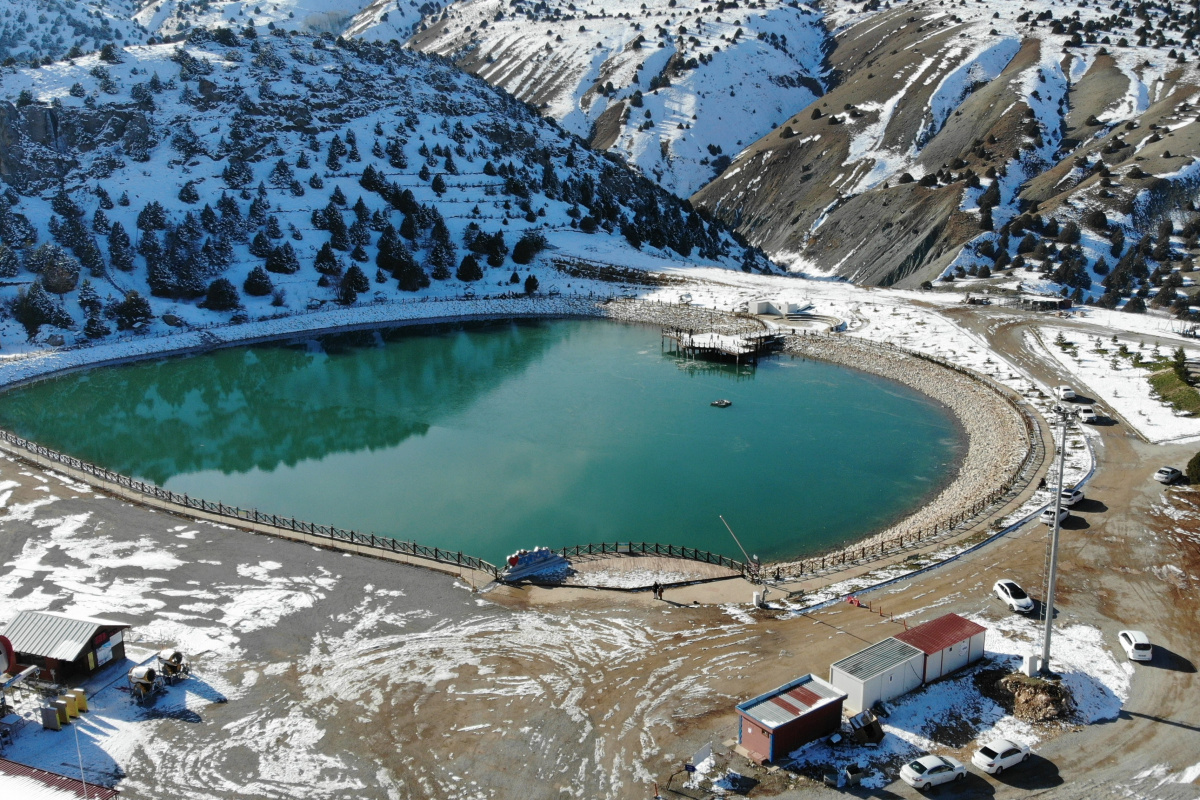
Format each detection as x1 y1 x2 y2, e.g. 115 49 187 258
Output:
0 321 557 485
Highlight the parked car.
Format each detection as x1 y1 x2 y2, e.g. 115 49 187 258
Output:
899 755 966 790
1077 405 1097 423
993 579 1034 613
1039 506 1069 525
1054 385 1076 400
1059 488 1084 507
971 738 1031 774
1118 630 1154 661
1154 467 1182 484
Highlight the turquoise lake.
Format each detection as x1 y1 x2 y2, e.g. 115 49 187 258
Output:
0 319 964 563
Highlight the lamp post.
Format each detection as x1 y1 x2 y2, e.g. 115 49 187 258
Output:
1040 407 1070 674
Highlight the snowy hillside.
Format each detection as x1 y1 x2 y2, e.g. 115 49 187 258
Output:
395 0 829 196
0 33 751 350
0 0 149 64
693 0 1200 297
132 0 449 43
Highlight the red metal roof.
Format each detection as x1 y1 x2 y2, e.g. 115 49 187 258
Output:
0 757 119 799
737 674 846 729
895 613 987 655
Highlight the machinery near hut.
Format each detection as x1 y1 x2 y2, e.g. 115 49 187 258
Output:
127 665 165 705
157 649 191 684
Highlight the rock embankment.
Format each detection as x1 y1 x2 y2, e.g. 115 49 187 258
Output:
773 335 1030 573
601 298 764 336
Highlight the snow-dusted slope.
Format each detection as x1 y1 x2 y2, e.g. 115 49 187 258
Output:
693 0 1200 291
133 0 449 42
0 33 748 350
0 0 148 63
396 0 829 196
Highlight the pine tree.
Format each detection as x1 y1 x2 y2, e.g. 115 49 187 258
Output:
84 312 111 339
108 222 135 271
524 273 539 294
330 186 347 205
201 278 241 311
265 215 283 239
432 174 447 195
137 200 169 231
314 242 343 275
92 209 112 234
0 244 18 278
112 290 153 330
327 208 350 251
336 277 358 305
266 243 301 274
77 279 102 314
268 159 294 189
397 261 429 292
41 246 81 294
243 265 274 296
200 204 220 233
512 230 546 264
456 254 483 282
178 181 200 204
399 214 418 241
13 281 74 337
249 231 273 257
344 263 370 294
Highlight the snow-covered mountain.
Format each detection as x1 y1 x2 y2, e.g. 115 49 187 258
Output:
692 0 1200 298
133 0 450 44
395 0 829 196
0 32 751 348
1 0 149 64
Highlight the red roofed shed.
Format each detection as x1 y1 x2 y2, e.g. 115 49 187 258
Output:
0 757 120 799
736 674 846 763
894 613 987 682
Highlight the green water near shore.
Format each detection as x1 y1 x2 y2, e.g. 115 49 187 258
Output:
0 319 963 563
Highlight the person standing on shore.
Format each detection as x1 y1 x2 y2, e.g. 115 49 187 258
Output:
652 581 661 600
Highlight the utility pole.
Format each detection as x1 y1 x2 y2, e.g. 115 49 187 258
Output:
1040 407 1070 674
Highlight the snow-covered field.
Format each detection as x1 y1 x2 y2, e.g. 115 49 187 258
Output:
1030 326 1200 444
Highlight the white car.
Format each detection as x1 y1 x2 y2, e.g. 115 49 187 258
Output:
993 579 1035 613
1077 406 1097 423
1054 385 1076 400
972 738 1031 775
1039 506 1068 525
1118 630 1154 661
899 754 966 790
1154 467 1182 484
1059 488 1084 507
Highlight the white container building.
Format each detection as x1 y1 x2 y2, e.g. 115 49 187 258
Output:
828 638 925 714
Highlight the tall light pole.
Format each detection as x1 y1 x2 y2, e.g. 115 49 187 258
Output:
1040 407 1070 674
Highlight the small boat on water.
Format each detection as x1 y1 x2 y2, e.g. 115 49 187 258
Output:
711 399 732 408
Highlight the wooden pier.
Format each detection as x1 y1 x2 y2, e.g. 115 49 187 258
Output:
661 328 784 365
